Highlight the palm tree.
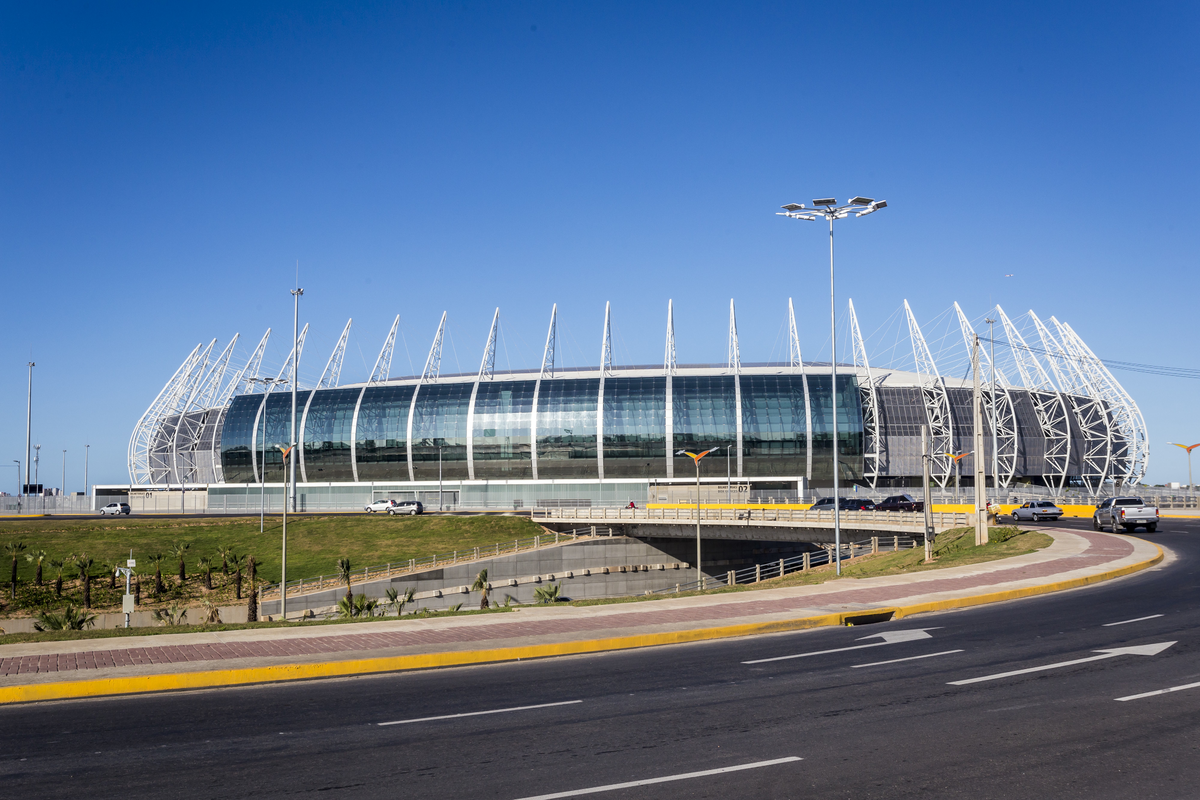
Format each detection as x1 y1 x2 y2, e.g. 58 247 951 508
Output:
147 553 166 595
49 558 66 598
34 605 96 631
533 582 562 604
25 549 47 587
246 555 258 622
5 541 26 599
200 599 222 625
337 593 377 619
170 541 191 583
105 562 118 590
152 605 187 626
74 554 96 609
472 568 491 610
384 586 415 616
337 557 353 604
215 544 233 576
197 556 214 591
228 553 246 600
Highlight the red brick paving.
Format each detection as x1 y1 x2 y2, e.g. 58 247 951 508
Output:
0 531 1134 677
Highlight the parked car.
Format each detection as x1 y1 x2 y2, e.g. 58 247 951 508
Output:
99 502 131 516
1093 497 1159 532
388 500 424 516
810 497 876 511
877 494 924 512
1011 501 1063 522
364 499 397 513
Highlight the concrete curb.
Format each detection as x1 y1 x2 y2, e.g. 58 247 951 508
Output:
0 537 1164 706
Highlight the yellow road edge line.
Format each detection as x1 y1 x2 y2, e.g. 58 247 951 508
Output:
0 542 1164 706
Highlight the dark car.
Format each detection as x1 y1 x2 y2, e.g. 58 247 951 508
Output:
810 497 876 511
877 494 925 512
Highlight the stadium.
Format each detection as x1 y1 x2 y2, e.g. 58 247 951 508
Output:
117 299 1148 512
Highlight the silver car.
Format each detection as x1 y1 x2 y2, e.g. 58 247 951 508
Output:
1011 501 1063 522
364 499 396 513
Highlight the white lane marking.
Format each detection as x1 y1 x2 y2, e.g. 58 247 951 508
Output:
1116 680 1200 702
852 649 964 668
510 757 803 800
948 642 1176 686
743 629 936 665
1103 614 1164 627
378 700 582 726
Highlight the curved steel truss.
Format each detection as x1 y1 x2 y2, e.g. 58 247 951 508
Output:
954 304 1018 488
849 299 882 488
904 300 954 488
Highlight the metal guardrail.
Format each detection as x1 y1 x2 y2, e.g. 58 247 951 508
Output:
532 506 970 531
260 526 615 600
651 534 920 594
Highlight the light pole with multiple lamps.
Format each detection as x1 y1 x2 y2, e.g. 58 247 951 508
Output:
677 447 719 589
778 196 887 575
1168 442 1200 493
25 361 34 495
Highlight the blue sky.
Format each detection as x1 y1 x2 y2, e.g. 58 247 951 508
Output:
2 2 1197 489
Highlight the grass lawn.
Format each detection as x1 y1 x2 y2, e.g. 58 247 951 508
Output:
0 513 544 618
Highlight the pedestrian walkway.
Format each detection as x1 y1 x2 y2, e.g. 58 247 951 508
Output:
0 529 1162 704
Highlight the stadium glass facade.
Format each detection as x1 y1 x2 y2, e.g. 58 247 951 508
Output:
217 370 864 485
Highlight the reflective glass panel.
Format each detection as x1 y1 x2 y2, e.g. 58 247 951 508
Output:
356 384 416 482
741 375 808 477
807 374 863 482
671 375 737 475
301 387 360 482
219 394 261 484
473 380 535 479
536 378 599 478
602 377 666 479
411 383 472 480
260 390 311 483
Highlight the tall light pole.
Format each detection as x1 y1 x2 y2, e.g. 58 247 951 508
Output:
290 285 304 513
438 444 444 511
985 317 999 496
25 361 34 493
1168 442 1200 493
61 450 66 499
84 444 90 503
279 444 293 621
249 376 287 532
677 447 719 589
779 196 887 575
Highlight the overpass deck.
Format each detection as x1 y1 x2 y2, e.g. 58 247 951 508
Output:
532 506 972 536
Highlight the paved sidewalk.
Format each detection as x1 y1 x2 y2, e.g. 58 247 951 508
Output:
0 529 1162 703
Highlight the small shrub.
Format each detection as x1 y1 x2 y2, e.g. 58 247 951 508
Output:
34 605 96 631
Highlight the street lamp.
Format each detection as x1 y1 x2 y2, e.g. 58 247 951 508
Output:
943 452 971 499
1168 442 1200 493
779 196 887 575
677 447 719 588
290 285 304 514
84 444 90 505
985 316 999 496
34 444 41 511
248 376 288 532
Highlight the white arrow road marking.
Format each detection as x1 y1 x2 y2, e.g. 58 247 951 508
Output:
510 757 803 800
1103 614 1164 627
378 700 582 726
949 642 1176 686
743 629 938 665
853 649 964 668
1116 680 1200 702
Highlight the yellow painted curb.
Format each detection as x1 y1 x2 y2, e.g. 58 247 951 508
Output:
0 538 1164 706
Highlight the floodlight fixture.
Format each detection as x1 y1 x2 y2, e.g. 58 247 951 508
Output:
812 198 837 206
849 196 874 205
781 203 805 211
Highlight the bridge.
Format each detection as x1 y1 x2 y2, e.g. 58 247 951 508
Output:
532 506 973 544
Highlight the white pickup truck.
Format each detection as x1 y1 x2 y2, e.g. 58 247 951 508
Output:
1093 497 1159 533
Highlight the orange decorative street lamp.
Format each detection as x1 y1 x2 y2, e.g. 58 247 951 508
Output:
1168 442 1200 491
677 447 720 589
943 451 972 498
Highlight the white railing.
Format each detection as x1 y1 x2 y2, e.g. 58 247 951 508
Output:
532 506 970 531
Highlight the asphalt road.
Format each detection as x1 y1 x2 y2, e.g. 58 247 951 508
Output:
2 518 1197 799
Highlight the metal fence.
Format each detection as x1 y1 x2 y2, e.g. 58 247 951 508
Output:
652 534 920 594
533 506 971 532
260 525 614 600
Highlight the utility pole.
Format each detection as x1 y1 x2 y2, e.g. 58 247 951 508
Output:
985 317 999 497
972 334 988 546
922 425 933 563
438 444 443 511
84 445 90 507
